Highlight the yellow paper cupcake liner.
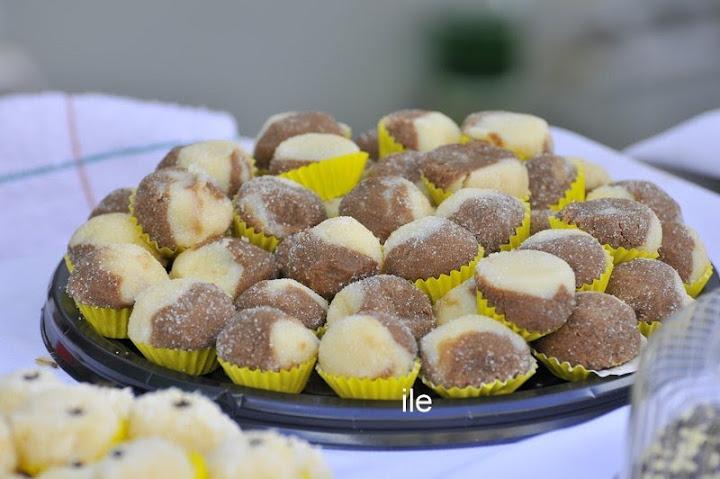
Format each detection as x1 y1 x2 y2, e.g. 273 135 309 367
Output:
548 216 659 265
377 119 407 158
420 174 451 206
685 262 713 298
189 452 209 479
218 356 316 394
232 215 280 252
577 245 614 293
76 303 131 339
128 192 178 258
638 320 662 337
414 246 484 303
421 363 537 398
499 200 531 251
533 351 592 382
278 151 369 200
547 165 586 212
315 325 327 338
133 342 218 376
476 290 550 341
317 360 421 400
64 253 74 272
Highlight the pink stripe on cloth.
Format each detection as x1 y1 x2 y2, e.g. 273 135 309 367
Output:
65 94 96 209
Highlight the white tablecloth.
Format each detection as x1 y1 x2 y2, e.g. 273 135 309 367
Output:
1 93 718 479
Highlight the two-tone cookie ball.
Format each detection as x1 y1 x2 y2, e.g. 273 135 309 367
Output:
93 438 198 479
127 278 235 352
433 278 477 326
327 275 434 339
254 111 348 170
217 307 319 372
567 157 610 192
519 229 608 289
659 222 711 287
383 216 478 281
587 180 682 223
365 150 428 185
132 168 233 253
233 176 326 242
235 278 328 330
526 154 581 209
268 133 360 174
158 140 254 197
436 188 526 253
89 187 133 218
66 244 168 309
170 237 277 299
318 314 417 379
339 176 433 242
555 198 662 254
534 292 642 370
355 128 379 160
379 109 461 153
606 259 692 325
421 315 535 388
421 142 529 199
475 250 576 335
461 111 552 159
277 217 383 297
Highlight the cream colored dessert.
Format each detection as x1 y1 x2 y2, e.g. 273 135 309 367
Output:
0 368 63 416
0 415 16 474
461 111 552 159
586 180 682 224
269 133 360 174
379 109 461 152
93 438 198 479
567 156 610 192
433 278 477 325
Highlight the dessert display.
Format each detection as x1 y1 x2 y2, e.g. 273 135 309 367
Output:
606 259 693 335
232 175 326 251
88 187 133 218
420 142 529 203
326 274 435 339
377 109 461 157
420 315 536 397
0 369 330 477
127 278 235 375
277 216 383 297
525 154 584 210
587 179 683 224
338 176 433 242
533 292 643 380
460 111 552 159
131 168 233 255
435 188 529 253
269 132 360 174
216 306 319 393
253 111 349 170
519 229 612 291
170 237 278 298
235 278 328 330
157 140 254 197
475 250 576 340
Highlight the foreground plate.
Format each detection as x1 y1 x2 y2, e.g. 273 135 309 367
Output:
42 261 718 449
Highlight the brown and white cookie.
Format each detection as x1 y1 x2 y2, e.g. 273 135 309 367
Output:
566 157 610 192
217 306 319 372
421 142 529 199
89 188 133 218
326 275 435 339
235 278 328 330
66 244 168 309
268 133 359 174
254 111 348 170
158 140 254 197
519 229 608 289
132 168 233 253
354 128 379 160
383 216 478 281
526 154 580 209
587 180 682 224
606 259 692 325
461 111 552 159
339 176 433 242
318 313 417 379
420 314 535 388
475 250 576 335
433 278 477 326
233 176 326 241
277 217 383 297
534 292 641 370
555 198 662 253
365 150 428 185
127 278 235 351
435 188 526 253
658 222 711 286
379 109 461 152
170 237 277 299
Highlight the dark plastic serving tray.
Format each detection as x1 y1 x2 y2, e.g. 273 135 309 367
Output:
41 260 720 449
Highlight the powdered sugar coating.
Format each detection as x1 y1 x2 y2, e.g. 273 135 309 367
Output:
273 133 358 162
461 111 552 158
433 278 477 325
311 216 383 263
